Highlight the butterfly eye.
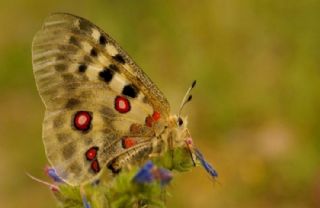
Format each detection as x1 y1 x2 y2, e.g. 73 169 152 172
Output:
178 117 183 126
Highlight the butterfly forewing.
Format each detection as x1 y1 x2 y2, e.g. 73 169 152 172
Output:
32 13 170 185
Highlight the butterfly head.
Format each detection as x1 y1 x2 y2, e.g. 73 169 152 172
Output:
166 115 195 155
168 114 189 134
167 114 218 179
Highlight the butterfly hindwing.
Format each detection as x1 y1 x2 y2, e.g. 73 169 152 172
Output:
32 13 170 185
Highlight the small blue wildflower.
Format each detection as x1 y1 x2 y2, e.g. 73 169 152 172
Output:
133 161 155 184
45 166 64 183
133 161 173 186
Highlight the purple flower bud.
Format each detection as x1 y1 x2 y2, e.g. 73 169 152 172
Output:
157 168 173 186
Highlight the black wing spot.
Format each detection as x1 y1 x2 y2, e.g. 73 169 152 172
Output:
99 35 107 45
53 115 64 128
100 106 115 117
109 64 119 72
65 98 80 109
62 73 75 82
69 36 81 47
78 64 87 73
69 161 82 177
83 55 93 64
79 20 92 32
56 133 68 143
90 48 98 57
99 67 114 83
62 142 76 160
122 84 138 98
55 64 67 72
107 160 121 174
112 54 125 64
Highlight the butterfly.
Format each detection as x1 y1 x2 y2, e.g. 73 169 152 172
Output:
32 13 217 186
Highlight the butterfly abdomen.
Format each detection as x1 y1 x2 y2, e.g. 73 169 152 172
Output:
107 143 153 174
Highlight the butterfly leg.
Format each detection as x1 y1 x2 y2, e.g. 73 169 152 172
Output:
80 186 91 208
148 136 167 158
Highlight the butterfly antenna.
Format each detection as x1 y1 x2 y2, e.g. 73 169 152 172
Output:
26 172 60 191
178 80 196 118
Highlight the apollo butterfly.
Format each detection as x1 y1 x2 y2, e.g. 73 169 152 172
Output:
32 13 217 186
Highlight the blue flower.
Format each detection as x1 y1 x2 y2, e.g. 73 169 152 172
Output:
45 167 64 183
133 161 172 186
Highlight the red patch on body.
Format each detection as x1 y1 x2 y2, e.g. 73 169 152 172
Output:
145 111 161 127
122 137 137 149
152 111 161 121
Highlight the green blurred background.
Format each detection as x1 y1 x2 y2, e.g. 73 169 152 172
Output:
0 0 319 207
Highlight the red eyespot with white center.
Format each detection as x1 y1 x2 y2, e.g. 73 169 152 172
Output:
114 96 131 113
91 159 100 173
85 146 99 161
74 111 92 131
122 137 137 149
